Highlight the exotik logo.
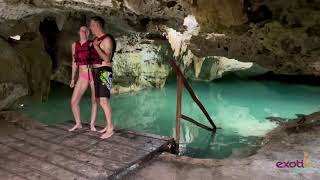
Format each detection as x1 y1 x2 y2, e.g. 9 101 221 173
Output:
276 152 311 170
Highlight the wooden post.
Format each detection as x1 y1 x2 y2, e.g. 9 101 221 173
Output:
175 74 183 154
181 114 214 132
169 60 217 131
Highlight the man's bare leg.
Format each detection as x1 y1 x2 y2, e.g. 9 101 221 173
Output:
98 97 113 139
89 81 98 131
69 78 89 131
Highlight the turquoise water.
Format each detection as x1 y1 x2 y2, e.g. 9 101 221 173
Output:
20 77 320 159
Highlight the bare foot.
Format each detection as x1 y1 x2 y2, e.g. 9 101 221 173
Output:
98 127 107 133
100 129 114 139
90 125 97 132
68 124 82 132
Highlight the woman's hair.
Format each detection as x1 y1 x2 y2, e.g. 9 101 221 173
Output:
79 26 90 37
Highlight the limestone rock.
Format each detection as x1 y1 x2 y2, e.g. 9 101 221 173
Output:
0 37 26 84
180 0 248 32
0 83 27 110
179 49 267 81
0 37 28 110
113 40 172 89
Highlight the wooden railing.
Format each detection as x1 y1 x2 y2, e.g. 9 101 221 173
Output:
169 60 217 153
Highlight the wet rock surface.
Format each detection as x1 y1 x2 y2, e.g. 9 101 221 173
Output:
0 111 43 136
125 112 320 180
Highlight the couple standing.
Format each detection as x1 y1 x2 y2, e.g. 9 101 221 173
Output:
69 16 116 139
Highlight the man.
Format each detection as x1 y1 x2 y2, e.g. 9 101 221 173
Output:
89 16 116 139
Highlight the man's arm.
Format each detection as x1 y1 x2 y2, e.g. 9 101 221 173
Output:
93 37 113 63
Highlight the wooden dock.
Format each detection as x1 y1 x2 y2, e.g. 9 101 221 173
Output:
0 122 174 180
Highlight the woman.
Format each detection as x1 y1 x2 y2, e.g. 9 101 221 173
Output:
69 26 98 132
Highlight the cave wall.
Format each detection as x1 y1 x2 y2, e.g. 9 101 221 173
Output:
0 13 53 109
185 0 320 76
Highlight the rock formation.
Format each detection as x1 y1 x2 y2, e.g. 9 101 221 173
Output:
0 0 319 109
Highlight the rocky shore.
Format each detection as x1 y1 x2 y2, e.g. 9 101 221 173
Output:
125 112 320 180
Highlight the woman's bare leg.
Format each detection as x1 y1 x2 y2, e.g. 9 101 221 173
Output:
69 78 89 131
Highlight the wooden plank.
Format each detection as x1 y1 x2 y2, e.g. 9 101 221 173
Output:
55 133 99 150
48 126 160 151
64 120 173 141
116 128 169 145
72 121 172 141
109 135 172 180
23 128 59 139
53 122 170 152
40 126 89 143
0 121 173 180
0 156 57 180
0 134 19 144
2 136 39 154
181 114 214 132
25 126 98 151
86 142 145 163
110 132 166 150
46 153 110 178
3 137 97 177
5 136 113 178
0 144 60 180
96 138 146 157
0 139 15 155
55 147 123 171
83 130 167 152
0 166 29 180
63 121 172 143
19 130 125 171
115 128 173 141
50 123 88 133
11 133 62 152
23 130 90 153
10 134 117 171
18 126 146 170
41 126 72 136
0 141 90 180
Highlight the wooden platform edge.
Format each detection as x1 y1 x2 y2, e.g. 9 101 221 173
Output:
109 138 175 180
44 121 176 179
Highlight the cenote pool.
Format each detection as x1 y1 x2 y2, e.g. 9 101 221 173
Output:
19 76 320 159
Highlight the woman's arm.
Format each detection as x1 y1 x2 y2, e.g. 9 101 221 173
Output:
70 43 77 88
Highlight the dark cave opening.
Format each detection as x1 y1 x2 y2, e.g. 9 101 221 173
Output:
39 17 60 72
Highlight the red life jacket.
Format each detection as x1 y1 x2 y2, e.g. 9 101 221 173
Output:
73 40 93 65
89 34 116 63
